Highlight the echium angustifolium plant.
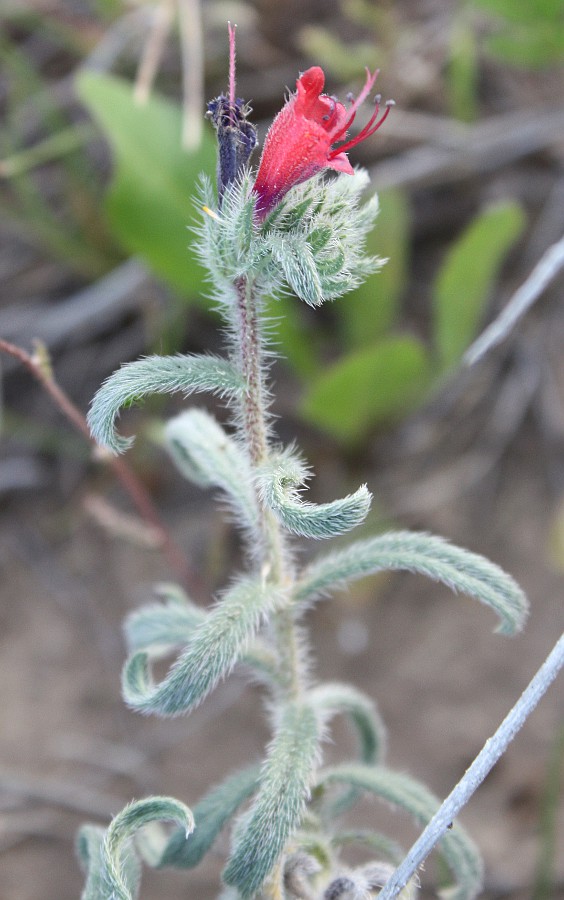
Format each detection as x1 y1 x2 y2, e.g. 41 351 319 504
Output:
78 27 528 900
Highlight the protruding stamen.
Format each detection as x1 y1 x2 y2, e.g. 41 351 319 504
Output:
228 22 236 108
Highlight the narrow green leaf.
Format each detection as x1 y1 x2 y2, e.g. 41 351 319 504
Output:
258 449 372 539
77 798 193 900
76 71 216 298
318 764 483 900
88 354 242 453
223 700 322 897
300 336 432 443
330 829 405 865
339 190 410 347
122 577 282 716
295 530 528 635
165 409 260 535
433 202 526 370
307 683 386 765
160 765 261 868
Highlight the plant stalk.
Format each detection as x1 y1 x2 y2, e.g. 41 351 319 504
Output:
232 276 305 701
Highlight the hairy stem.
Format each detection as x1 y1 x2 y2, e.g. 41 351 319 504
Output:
232 277 305 700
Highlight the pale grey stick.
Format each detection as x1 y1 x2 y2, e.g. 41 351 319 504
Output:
378 632 564 899
465 235 564 366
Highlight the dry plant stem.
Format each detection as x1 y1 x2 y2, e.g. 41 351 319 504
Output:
133 0 176 105
378 631 564 899
177 0 204 150
233 277 304 701
0 337 196 592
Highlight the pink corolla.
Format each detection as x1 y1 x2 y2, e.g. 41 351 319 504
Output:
253 66 392 220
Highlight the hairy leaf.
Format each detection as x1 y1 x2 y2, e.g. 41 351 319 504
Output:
165 409 260 535
122 577 282 716
124 587 205 657
307 682 386 765
88 354 242 453
160 764 261 868
295 531 528 635
318 764 482 900
78 798 193 900
258 449 372 540
223 701 322 897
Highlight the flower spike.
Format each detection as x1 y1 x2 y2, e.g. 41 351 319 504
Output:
253 66 392 220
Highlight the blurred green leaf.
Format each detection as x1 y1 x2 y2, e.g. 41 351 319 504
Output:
447 24 479 122
473 0 564 68
433 201 526 370
339 190 410 348
76 71 216 299
299 26 380 81
300 336 431 443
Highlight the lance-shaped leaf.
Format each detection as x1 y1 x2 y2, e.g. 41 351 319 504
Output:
258 449 372 540
77 798 193 900
159 764 261 868
165 409 260 535
318 764 482 900
88 354 243 453
295 531 527 635
124 585 205 657
223 700 322 897
122 577 282 716
307 683 386 765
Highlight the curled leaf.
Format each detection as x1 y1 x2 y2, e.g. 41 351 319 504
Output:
122 577 283 716
258 449 372 540
78 797 193 900
295 531 528 634
88 354 243 453
317 764 482 900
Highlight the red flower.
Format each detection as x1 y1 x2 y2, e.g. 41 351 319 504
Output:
253 66 392 220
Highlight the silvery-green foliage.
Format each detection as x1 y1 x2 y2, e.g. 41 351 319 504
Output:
306 683 386 765
223 700 323 897
88 354 243 453
330 829 405 865
195 169 383 307
124 585 205 657
122 576 284 716
159 764 261 869
258 448 372 540
77 798 193 900
165 409 260 535
295 530 528 634
318 764 482 900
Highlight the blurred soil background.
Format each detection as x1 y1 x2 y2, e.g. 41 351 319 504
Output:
0 0 563 898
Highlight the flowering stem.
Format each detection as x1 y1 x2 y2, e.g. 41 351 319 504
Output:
232 277 304 700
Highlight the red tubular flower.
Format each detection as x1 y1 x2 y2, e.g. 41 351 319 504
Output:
253 66 392 220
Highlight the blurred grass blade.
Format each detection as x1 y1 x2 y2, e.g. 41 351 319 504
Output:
300 336 431 443
76 71 216 297
433 201 526 370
